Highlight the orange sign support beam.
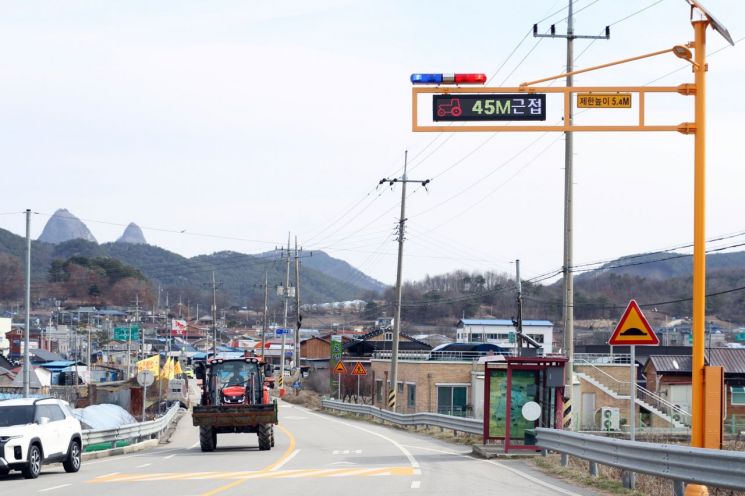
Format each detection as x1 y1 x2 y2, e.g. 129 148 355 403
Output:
412 84 691 133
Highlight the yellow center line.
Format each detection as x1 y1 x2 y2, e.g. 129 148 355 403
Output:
200 424 296 496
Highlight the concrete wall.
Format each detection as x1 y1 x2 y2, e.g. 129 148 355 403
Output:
576 364 642 430
576 364 632 395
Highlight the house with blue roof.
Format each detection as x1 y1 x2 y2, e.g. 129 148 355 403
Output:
455 318 554 354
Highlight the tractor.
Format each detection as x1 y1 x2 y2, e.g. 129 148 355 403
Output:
192 356 278 451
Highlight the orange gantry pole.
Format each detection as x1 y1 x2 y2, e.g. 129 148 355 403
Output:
690 19 708 450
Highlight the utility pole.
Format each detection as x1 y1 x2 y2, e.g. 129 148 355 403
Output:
280 235 291 387
379 151 430 411
211 274 218 356
294 236 302 372
515 259 523 357
202 273 223 357
533 0 609 423
23 209 31 398
136 293 141 359
262 271 268 359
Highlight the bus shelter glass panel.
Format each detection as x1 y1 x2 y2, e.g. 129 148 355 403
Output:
509 370 538 439
488 370 507 437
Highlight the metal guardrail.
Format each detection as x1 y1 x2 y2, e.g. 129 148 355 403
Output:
574 353 631 364
536 428 745 491
371 350 521 361
321 399 482 435
82 403 181 446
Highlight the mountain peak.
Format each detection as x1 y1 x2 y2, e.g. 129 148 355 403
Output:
38 208 97 244
116 223 147 245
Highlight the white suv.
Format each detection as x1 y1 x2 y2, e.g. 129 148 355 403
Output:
0 397 83 479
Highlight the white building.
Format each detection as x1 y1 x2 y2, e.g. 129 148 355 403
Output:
0 317 10 356
455 319 553 354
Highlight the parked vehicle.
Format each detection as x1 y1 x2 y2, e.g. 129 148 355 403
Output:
0 397 83 479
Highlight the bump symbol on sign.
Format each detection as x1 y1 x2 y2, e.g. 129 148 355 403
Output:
608 300 659 346
334 361 347 374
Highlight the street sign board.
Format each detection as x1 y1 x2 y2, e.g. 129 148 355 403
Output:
114 326 140 341
275 328 290 335
433 94 546 122
136 370 154 387
333 361 347 375
577 93 631 108
608 300 659 346
351 362 367 376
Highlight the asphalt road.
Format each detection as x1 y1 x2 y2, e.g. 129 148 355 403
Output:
1 401 600 496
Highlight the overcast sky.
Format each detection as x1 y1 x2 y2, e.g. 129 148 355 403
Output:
2 0 744 287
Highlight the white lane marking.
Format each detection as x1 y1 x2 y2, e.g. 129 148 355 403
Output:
411 481 421 489
301 407 419 469
164 454 176 460
84 448 184 466
413 468 421 475
269 448 300 472
136 463 152 468
190 441 200 449
333 449 362 455
282 416 308 420
39 484 71 492
400 444 582 496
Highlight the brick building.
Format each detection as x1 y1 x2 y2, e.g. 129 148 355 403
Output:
643 348 745 420
369 358 480 416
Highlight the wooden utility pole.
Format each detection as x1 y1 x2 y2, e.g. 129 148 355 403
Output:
533 0 609 428
379 152 430 410
294 237 302 371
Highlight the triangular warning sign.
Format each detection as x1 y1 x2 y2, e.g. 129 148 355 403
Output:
609 300 659 346
351 362 367 375
333 361 347 374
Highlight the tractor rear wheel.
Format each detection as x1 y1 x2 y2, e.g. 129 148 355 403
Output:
200 426 216 452
270 425 275 447
258 424 271 451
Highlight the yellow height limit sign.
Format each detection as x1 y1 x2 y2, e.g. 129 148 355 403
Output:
577 93 631 109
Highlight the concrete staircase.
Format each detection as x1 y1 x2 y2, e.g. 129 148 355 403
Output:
575 371 687 429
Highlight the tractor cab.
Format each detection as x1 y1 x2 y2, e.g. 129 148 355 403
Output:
198 357 270 407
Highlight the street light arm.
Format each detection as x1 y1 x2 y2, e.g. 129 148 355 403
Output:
520 47 675 88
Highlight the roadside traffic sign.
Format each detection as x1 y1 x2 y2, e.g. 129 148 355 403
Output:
608 300 659 346
577 93 631 108
136 370 154 387
114 325 140 341
351 362 367 376
433 94 546 122
333 361 347 374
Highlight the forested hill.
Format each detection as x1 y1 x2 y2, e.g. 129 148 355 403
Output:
0 227 385 307
576 250 745 281
388 251 745 326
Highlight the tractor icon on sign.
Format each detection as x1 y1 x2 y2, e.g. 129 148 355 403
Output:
437 98 462 117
